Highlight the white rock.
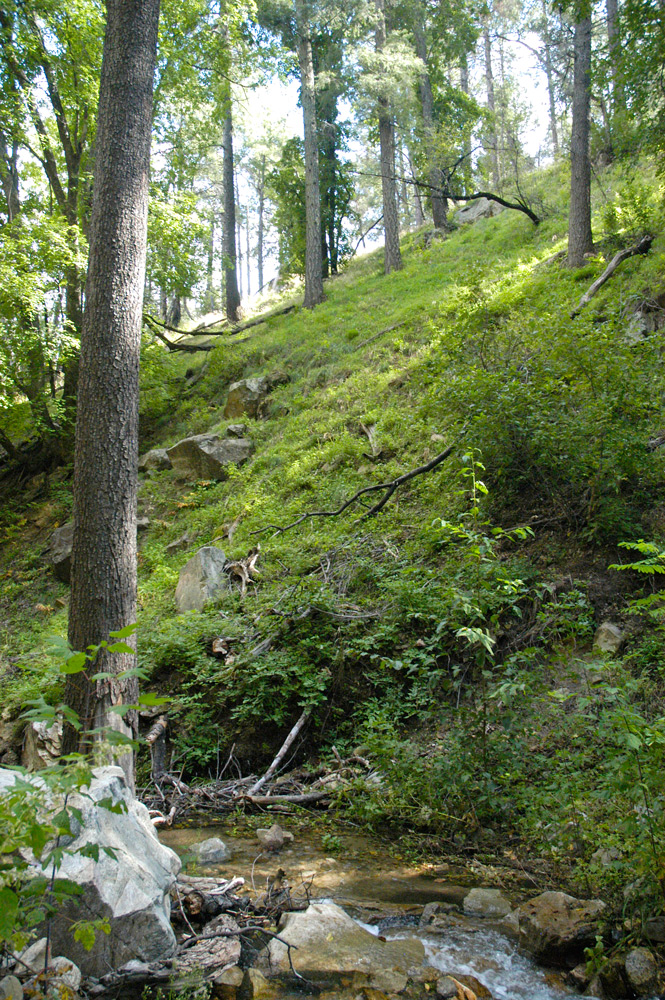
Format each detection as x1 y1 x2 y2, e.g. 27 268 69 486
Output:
192 836 232 864
50 957 81 992
463 887 512 918
594 622 625 654
175 546 230 613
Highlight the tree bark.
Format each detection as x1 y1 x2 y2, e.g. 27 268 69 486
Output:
567 12 593 268
459 53 473 192
375 0 402 274
257 155 265 291
413 17 447 229
606 0 625 112
295 0 325 308
223 105 241 322
483 25 500 190
64 0 160 790
542 3 560 156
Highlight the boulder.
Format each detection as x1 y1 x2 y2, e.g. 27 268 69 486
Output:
594 623 625 654
226 424 248 438
50 957 82 993
0 976 22 1000
166 434 254 480
223 377 270 420
21 720 62 770
175 546 229 613
463 888 512 919
455 198 504 224
263 901 424 990
14 937 48 974
624 948 657 995
47 523 74 583
138 448 172 472
1 765 181 978
256 823 293 853
211 965 244 999
515 891 606 965
191 837 232 864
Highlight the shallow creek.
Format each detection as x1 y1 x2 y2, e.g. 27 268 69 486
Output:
160 825 581 1000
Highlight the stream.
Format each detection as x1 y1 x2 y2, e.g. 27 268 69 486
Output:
160 825 583 1000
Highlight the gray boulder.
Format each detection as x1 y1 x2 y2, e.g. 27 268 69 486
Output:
223 377 270 420
594 622 625 654
0 765 181 978
0 976 22 1000
191 837 232 864
624 948 657 995
166 434 254 480
515 890 606 965
21 720 62 771
175 546 229 613
455 198 504 224
463 887 512 919
226 424 248 438
47 523 74 582
138 448 172 472
263 901 424 991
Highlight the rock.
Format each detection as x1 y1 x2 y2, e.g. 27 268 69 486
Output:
191 837 232 864
263 901 424 989
166 531 194 554
138 448 172 472
211 965 244 999
176 914 241 976
137 516 151 532
566 964 591 991
175 546 230 613
456 974 492 1000
47 523 74 582
166 434 254 480
644 915 665 941
226 424 248 438
463 888 512 919
241 968 275 998
515 891 606 965
590 847 621 866
454 198 504 224
594 623 625 654
624 948 657 995
256 823 293 853
14 937 47 974
598 957 629 999
436 978 458 998
223 377 270 420
0 976 22 1000
21 720 62 770
50 957 82 992
1 765 181 978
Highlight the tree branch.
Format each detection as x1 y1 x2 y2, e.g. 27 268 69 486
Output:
571 235 653 317
252 438 460 536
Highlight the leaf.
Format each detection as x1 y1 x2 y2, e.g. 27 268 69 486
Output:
0 887 19 940
109 624 138 639
60 652 88 674
29 822 50 859
107 642 135 655
138 692 170 707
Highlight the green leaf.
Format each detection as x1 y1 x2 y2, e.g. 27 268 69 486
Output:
0 887 19 940
138 692 170 707
60 652 88 674
107 642 135 655
109 624 138 639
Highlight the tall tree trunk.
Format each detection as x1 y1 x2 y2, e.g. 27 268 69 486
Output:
257 155 265 291
398 141 411 229
236 202 243 300
64 0 160 790
413 17 447 228
245 210 251 297
542 3 560 156
459 53 473 192
223 106 241 322
375 0 402 274
606 0 625 113
0 137 20 221
483 25 500 190
295 0 325 308
205 212 215 312
568 12 593 268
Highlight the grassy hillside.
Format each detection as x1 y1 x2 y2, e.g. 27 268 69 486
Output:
2 160 665 915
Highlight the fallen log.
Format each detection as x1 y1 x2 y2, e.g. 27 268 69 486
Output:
243 790 329 806
247 707 312 796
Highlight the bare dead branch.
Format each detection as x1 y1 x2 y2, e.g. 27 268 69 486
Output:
247 707 313 796
571 235 654 317
251 438 460 536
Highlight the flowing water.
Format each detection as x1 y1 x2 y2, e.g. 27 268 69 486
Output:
160 824 581 999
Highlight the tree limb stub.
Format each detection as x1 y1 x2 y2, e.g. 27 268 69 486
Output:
252 439 459 536
571 235 654 317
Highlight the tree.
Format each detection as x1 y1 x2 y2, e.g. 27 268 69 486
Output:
374 0 403 274
295 0 325 307
63 0 161 789
567 5 593 268
223 95 242 321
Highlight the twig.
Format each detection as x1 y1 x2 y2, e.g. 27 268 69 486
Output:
247 708 313 795
251 438 459 536
571 235 654 317
353 321 407 350
244 790 329 805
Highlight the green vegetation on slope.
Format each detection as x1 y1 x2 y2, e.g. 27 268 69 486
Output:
2 160 665 918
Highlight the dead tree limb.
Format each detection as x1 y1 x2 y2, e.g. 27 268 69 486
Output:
571 235 654 317
252 439 459 536
244 790 329 805
353 321 407 350
144 317 215 352
452 190 540 224
247 707 312 795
